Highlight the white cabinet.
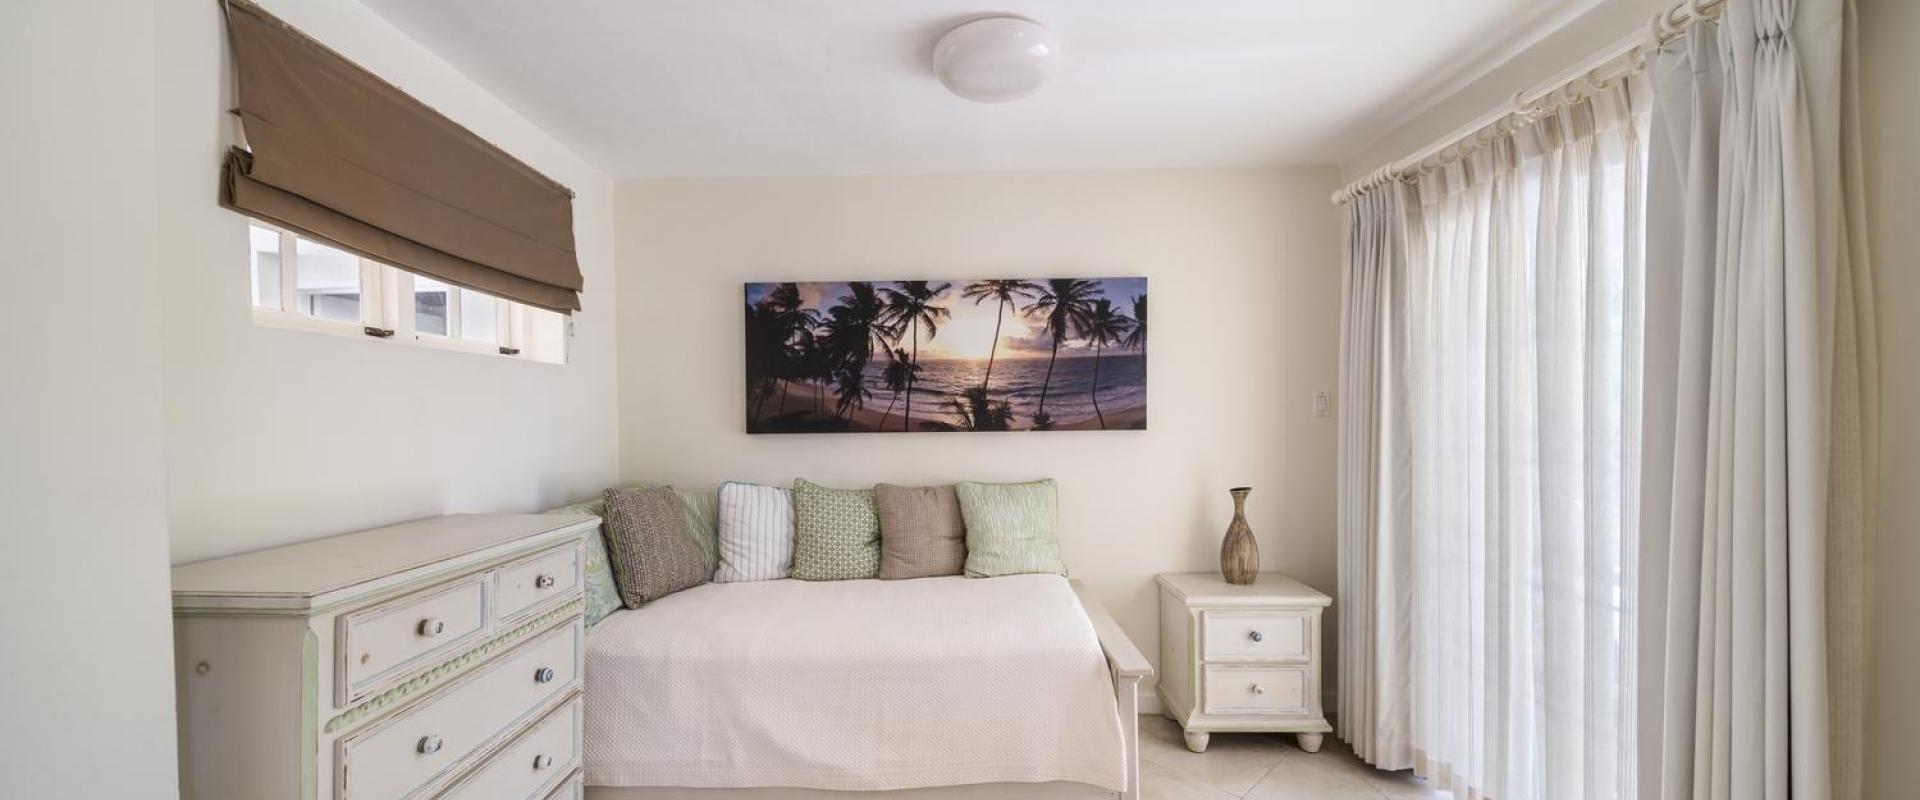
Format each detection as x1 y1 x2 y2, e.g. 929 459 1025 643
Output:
1155 572 1332 754
172 513 596 800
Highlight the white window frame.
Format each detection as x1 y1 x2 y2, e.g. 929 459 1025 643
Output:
247 222 568 364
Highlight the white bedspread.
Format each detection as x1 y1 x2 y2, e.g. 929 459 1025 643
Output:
583 574 1126 792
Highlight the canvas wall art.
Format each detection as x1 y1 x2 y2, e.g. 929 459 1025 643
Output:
745 279 1147 433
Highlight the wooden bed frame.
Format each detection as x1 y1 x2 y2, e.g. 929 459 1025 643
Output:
585 580 1154 800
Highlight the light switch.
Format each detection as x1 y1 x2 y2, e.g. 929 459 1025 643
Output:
1313 390 1331 417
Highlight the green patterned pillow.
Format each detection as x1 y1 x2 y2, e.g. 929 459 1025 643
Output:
543 499 622 627
957 479 1066 578
789 479 881 580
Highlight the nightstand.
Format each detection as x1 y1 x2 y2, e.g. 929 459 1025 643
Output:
1155 572 1333 753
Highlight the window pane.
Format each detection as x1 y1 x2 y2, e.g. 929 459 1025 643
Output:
294 237 361 323
414 275 450 336
458 289 498 343
249 225 282 310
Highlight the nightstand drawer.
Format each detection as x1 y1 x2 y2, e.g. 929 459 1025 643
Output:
1201 610 1310 662
1202 665 1311 716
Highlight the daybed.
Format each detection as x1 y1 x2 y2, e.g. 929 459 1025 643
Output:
579 574 1151 800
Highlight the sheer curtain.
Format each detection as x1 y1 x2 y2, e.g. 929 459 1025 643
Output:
1336 175 1414 772
1636 2 1877 798
1339 79 1650 800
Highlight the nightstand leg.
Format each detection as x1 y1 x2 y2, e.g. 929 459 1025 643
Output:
1183 730 1210 753
1296 733 1324 753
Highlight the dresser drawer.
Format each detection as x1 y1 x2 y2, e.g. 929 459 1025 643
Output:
496 544 581 622
1202 664 1312 716
438 696 581 800
338 620 582 800
340 575 491 703
1200 610 1310 662
541 771 582 800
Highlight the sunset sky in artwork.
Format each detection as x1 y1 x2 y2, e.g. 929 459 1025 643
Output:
744 278 1146 361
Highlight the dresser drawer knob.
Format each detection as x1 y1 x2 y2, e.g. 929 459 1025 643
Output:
533 754 555 771
418 617 447 638
1251 684 1267 696
535 574 557 589
418 735 444 755
534 667 557 684
1248 630 1264 643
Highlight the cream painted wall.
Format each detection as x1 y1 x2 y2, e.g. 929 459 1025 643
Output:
0 1 179 796
615 168 1344 696
158 0 623 563
1341 0 1918 795
1859 0 1918 796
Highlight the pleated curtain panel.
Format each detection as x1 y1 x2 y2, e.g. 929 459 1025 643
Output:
1334 0 1876 798
219 0 583 313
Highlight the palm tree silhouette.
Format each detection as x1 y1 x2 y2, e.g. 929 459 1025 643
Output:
875 348 919 430
762 283 820 417
960 280 1041 396
832 365 873 421
1080 298 1136 430
1022 279 1100 428
879 281 951 432
823 283 897 368
1121 294 1146 359
946 385 1016 431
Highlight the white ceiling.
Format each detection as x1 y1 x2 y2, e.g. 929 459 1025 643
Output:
359 0 1599 179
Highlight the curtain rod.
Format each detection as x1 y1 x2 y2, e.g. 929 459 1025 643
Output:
1331 0 1726 206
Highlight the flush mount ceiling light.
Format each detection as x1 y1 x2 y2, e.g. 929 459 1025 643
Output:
932 16 1059 103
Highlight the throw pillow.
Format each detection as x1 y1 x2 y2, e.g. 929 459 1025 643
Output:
714 481 795 582
957 479 1067 578
874 483 966 579
542 499 622 627
790 479 881 581
600 486 709 606
637 483 721 578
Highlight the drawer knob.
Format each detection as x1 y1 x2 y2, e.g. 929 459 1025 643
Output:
535 574 557 589
533 754 555 771
535 667 557 684
1248 630 1264 643
417 735 444 755
418 617 447 638
1251 684 1267 696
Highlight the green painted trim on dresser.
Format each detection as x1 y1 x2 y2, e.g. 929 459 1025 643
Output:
323 597 584 734
301 629 318 800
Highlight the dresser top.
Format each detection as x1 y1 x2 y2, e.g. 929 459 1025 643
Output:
1155 572 1331 607
172 513 597 612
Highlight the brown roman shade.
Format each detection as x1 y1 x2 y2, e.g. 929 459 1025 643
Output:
219 0 582 313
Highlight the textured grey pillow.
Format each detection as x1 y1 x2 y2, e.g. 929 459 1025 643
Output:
874 483 966 580
601 486 709 606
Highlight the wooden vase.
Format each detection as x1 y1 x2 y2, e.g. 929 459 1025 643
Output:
1220 487 1259 585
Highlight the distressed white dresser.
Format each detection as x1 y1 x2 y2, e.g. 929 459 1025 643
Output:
172 513 597 800
1155 572 1333 754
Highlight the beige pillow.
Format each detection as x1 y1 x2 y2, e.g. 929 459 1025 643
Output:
874 483 966 579
601 486 709 606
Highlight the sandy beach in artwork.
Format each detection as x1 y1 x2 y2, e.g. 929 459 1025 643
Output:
754 378 1145 433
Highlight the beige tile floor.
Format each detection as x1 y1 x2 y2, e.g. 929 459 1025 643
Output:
1137 716 1450 800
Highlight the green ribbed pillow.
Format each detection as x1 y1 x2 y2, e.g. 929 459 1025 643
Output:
789 478 881 580
956 479 1066 578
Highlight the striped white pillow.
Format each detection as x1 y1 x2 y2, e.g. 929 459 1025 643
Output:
714 481 795 583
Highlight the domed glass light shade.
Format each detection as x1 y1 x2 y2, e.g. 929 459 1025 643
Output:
932 17 1060 103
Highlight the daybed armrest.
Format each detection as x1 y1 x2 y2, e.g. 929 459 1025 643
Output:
1070 579 1153 679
